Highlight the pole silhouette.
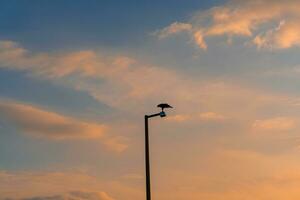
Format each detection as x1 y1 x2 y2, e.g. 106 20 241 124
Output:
145 115 151 200
144 104 172 200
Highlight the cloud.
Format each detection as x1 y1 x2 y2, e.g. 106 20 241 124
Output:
121 173 143 180
155 22 192 39
252 117 296 132
1 39 299 129
102 136 129 153
0 170 142 200
0 171 107 199
0 99 127 152
154 147 300 200
199 112 226 121
0 100 106 140
193 30 207 50
158 0 300 50
5 5 300 200
20 191 114 200
0 40 181 109
167 114 191 122
167 112 226 122
0 40 101 78
253 20 300 49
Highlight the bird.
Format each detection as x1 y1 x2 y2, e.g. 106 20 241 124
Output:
157 103 173 111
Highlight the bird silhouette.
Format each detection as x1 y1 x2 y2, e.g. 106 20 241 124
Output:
157 103 173 111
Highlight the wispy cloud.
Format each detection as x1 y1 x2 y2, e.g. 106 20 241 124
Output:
157 0 300 50
155 22 192 39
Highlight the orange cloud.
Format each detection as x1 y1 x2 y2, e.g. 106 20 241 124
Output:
154 147 300 200
198 112 225 121
159 0 300 50
0 100 106 140
193 31 207 50
167 112 225 122
0 100 128 152
254 20 300 49
167 114 191 122
252 117 296 132
0 171 113 199
17 191 114 200
0 170 142 200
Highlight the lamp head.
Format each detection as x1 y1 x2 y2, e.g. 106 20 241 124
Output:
159 111 166 118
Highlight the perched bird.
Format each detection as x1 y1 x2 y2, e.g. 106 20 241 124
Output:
157 103 173 111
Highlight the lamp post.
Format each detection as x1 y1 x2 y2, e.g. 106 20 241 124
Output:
144 103 173 200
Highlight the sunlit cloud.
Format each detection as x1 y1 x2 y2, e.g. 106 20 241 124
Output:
2 1 300 200
1 39 300 137
0 100 107 140
198 112 225 121
0 171 114 200
0 40 181 109
158 0 300 50
155 22 192 39
167 112 226 122
252 117 296 132
0 39 295 116
167 114 191 122
155 148 300 200
0 170 142 200
121 173 143 180
19 191 114 200
0 99 128 152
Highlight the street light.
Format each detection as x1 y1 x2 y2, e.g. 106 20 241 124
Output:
144 103 173 200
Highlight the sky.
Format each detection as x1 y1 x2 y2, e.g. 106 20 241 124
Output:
3 0 300 199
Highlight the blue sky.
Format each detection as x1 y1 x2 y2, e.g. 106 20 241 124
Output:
2 1 300 200
0 0 223 50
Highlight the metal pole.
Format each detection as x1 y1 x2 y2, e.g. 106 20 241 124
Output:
145 115 151 200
